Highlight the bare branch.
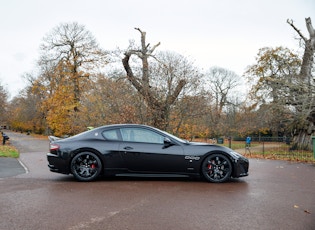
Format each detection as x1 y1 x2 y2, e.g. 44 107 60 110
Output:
134 27 142 33
149 42 161 55
287 19 308 42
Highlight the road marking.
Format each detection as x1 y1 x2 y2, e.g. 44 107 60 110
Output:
18 158 29 174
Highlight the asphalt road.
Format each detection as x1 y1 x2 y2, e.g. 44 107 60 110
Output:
0 131 314 230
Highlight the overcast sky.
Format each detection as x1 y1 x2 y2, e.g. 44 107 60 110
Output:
0 0 314 99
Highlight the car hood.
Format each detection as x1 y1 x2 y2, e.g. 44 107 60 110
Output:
187 141 245 158
188 141 223 148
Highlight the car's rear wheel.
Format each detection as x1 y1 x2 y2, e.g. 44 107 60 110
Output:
201 153 232 183
70 152 102 182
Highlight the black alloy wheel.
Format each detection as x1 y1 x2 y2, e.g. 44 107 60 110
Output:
71 152 102 181
201 153 232 183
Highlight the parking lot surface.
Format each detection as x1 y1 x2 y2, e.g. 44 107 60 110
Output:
0 131 314 230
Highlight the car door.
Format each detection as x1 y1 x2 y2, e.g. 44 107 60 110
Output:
119 127 186 173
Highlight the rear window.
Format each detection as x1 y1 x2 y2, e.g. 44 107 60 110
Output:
102 129 120 140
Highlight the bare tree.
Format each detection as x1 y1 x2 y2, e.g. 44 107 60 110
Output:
122 28 199 130
39 22 107 107
203 67 242 136
286 17 315 149
205 67 241 116
287 17 315 80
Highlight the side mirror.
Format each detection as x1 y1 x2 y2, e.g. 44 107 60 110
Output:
163 137 173 148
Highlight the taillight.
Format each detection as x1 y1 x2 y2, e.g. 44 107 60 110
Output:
50 143 60 151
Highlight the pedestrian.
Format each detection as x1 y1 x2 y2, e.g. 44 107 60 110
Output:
246 136 251 148
2 132 9 145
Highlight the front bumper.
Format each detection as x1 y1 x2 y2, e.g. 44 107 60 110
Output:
232 157 249 178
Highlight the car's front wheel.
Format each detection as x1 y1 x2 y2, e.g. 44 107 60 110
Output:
201 153 232 183
70 152 102 182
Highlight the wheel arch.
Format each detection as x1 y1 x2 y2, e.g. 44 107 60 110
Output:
201 150 234 164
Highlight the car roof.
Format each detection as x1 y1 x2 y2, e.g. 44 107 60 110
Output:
104 124 149 127
97 124 154 130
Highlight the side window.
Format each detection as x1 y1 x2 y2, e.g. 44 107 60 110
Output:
120 128 164 144
102 129 119 141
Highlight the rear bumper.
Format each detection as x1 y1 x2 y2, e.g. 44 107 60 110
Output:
47 153 70 174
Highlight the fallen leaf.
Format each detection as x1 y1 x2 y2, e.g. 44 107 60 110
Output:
304 210 311 214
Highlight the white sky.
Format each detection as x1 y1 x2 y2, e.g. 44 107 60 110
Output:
0 0 314 99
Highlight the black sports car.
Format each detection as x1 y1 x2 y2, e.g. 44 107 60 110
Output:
47 124 249 183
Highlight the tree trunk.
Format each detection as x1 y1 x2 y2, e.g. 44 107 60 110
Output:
122 28 186 130
287 17 315 150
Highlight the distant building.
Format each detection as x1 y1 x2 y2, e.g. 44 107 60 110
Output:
0 125 8 129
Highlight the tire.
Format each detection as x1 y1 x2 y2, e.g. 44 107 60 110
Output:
70 152 102 182
201 153 232 183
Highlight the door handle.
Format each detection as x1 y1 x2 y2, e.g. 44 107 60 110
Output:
123 146 133 150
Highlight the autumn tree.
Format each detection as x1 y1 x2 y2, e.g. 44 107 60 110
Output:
246 47 301 102
7 85 45 133
122 28 200 130
37 22 107 135
81 73 144 126
40 22 107 105
0 81 8 127
170 95 209 140
245 46 301 136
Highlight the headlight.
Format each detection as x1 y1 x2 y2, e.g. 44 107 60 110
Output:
229 151 243 158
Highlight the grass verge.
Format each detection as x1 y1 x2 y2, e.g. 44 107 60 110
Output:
0 145 19 158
